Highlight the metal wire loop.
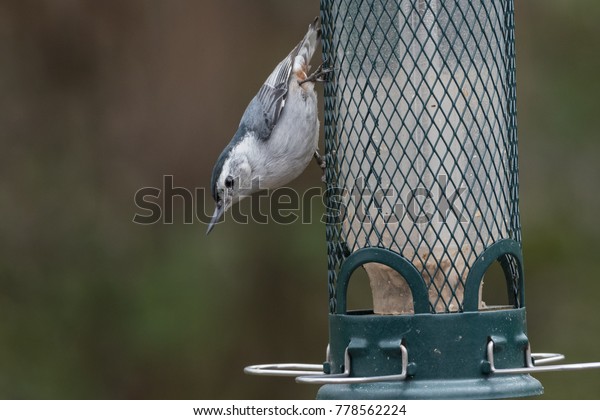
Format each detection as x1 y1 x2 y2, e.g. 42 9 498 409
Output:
244 344 409 385
244 345 331 377
486 339 600 375
244 363 324 377
296 343 408 385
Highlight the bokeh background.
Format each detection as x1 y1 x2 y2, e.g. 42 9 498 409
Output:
1 0 599 399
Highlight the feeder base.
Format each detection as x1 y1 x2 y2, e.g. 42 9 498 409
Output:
317 375 542 400
319 308 543 400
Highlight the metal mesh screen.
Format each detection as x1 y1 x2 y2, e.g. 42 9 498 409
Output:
321 0 520 314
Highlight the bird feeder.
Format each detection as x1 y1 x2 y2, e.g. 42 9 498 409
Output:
245 0 600 399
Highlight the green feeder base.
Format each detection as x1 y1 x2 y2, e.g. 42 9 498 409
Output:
316 308 543 400
317 375 542 400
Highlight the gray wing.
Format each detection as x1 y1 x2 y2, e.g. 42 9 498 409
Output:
240 44 301 141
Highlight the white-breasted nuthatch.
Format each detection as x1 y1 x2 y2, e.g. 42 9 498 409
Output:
207 18 328 234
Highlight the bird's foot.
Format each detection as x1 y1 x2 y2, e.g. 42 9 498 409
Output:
313 150 327 183
300 62 333 86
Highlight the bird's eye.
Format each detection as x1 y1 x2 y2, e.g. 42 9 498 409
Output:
224 176 234 189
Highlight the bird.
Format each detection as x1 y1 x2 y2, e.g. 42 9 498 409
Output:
206 18 328 234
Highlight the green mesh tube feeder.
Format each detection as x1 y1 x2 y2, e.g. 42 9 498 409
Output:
244 0 600 399
316 0 538 398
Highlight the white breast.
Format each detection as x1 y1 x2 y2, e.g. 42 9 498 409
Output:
252 79 319 190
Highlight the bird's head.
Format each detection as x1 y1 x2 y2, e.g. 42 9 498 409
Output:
207 148 252 234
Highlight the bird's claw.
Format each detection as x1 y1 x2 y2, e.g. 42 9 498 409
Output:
314 150 327 184
300 62 333 85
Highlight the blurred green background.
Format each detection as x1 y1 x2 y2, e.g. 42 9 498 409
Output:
1 0 599 399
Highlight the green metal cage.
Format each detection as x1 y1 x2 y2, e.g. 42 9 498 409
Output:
317 0 541 398
322 0 522 315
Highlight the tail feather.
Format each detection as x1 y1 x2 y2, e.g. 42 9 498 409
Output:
293 17 321 77
250 18 321 140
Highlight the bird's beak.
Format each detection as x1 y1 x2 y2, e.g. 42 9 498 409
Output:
206 201 224 235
